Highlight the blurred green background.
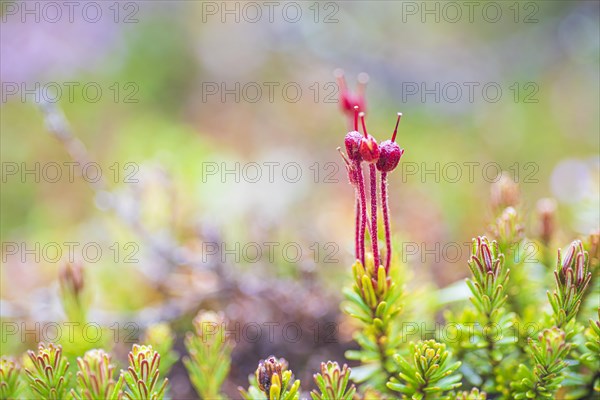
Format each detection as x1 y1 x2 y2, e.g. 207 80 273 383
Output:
1 1 598 397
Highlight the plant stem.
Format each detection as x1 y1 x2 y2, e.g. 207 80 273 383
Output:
369 164 380 270
370 307 395 394
381 171 392 273
376 332 395 393
481 311 500 393
355 160 367 267
355 195 360 262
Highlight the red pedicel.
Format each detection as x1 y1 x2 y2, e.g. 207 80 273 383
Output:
358 112 380 163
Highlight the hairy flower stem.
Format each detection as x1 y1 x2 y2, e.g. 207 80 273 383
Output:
381 171 391 273
355 196 360 262
369 164 380 270
355 160 367 267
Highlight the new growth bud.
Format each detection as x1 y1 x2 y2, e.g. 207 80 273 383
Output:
490 206 523 249
72 349 117 400
472 236 499 273
241 355 299 400
388 340 462 396
537 198 557 246
25 343 71 399
466 236 509 320
311 361 356 400
59 261 84 298
559 240 582 277
491 172 520 211
0 356 22 399
121 344 168 399
58 262 88 323
550 240 592 327
256 356 287 394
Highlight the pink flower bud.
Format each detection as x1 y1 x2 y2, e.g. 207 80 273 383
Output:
376 112 404 172
345 131 363 162
561 240 579 274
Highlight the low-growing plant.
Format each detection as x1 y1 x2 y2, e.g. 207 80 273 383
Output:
24 343 71 400
184 311 233 399
0 356 23 399
71 349 120 400
1 72 598 400
120 344 169 400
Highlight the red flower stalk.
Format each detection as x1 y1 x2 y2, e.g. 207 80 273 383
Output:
334 69 368 129
340 107 367 266
359 113 381 270
356 161 367 266
336 72 405 277
377 113 404 272
369 163 380 269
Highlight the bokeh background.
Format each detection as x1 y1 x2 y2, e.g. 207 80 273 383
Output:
1 1 599 398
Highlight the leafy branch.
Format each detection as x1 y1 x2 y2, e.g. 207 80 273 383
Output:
311 361 356 400
71 349 122 400
343 259 403 391
24 343 71 400
511 327 571 399
184 311 233 399
463 236 516 394
119 344 168 400
0 356 23 399
548 240 592 330
387 340 462 400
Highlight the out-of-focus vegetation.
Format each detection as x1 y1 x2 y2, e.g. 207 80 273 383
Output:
1 1 598 398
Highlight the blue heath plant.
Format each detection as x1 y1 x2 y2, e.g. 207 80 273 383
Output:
120 344 168 400
1 73 597 400
71 349 120 400
0 356 23 399
24 343 71 399
185 311 233 400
